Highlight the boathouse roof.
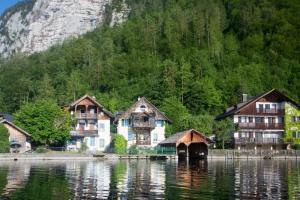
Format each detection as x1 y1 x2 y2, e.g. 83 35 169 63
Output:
159 129 211 145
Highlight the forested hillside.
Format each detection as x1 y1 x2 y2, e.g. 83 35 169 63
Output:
0 0 299 135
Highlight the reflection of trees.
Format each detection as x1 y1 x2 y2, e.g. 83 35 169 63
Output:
8 165 71 200
0 166 8 197
286 161 299 199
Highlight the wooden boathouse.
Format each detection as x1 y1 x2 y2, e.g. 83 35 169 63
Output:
159 129 212 159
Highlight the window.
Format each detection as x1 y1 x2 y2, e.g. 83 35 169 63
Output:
293 132 300 138
292 116 300 123
153 133 158 142
255 117 264 123
99 123 105 132
122 119 130 126
248 117 253 123
265 104 270 110
140 105 146 112
272 104 277 110
258 104 264 111
238 116 246 123
90 137 95 146
156 120 165 127
99 139 105 147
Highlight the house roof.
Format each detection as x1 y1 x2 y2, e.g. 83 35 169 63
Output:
0 112 13 122
116 97 172 123
68 94 113 118
0 119 31 137
216 89 299 120
159 129 211 145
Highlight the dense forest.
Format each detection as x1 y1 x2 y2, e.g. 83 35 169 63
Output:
0 0 299 136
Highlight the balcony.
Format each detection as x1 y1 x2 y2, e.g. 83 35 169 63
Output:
75 113 97 119
132 120 155 129
255 108 284 115
70 130 98 137
238 123 284 130
136 140 151 145
235 138 284 144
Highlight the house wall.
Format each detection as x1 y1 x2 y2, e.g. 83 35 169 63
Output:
4 124 31 153
83 119 111 152
284 102 300 145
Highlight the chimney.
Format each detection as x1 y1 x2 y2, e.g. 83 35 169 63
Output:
92 96 96 100
138 97 141 101
242 94 248 102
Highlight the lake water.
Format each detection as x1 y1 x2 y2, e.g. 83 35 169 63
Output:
0 159 299 199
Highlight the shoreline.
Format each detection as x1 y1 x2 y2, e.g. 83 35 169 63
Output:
0 153 299 161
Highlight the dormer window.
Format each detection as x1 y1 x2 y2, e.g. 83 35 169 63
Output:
140 105 146 112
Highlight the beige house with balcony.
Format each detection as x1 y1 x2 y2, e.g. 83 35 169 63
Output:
115 97 172 147
66 95 113 152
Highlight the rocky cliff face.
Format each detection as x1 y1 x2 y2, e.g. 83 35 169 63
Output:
0 0 129 57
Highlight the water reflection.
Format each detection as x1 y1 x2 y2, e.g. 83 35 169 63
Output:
0 159 298 199
1 162 30 197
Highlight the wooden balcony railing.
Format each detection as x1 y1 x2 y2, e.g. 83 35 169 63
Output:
255 109 285 115
132 120 155 129
136 140 151 145
70 130 98 137
235 138 284 144
238 123 284 129
75 113 97 119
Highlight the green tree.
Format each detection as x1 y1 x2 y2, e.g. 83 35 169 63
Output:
14 100 71 146
214 118 235 149
0 124 10 153
160 96 190 136
113 135 127 154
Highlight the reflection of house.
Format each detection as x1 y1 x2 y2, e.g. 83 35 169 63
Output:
159 129 211 158
0 119 31 153
66 95 113 152
115 160 166 199
65 161 111 199
116 97 172 147
216 89 300 150
234 160 287 199
2 162 31 196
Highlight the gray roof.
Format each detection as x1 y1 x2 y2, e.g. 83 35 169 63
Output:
0 112 13 122
159 129 211 145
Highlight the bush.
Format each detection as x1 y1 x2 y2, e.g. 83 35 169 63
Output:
128 145 138 154
79 142 88 153
35 147 48 153
0 124 10 153
113 135 127 154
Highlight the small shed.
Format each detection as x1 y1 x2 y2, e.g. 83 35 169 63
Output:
0 120 31 153
159 129 211 159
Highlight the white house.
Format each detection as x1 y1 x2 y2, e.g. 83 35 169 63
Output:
116 97 172 147
66 95 113 152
